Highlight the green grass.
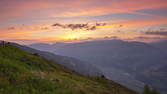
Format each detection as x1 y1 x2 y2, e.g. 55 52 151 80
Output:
0 43 138 94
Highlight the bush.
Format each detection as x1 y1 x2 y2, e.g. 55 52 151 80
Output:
33 53 39 56
143 84 160 94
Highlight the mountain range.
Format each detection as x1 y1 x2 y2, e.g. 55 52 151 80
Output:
29 39 167 94
13 42 102 77
0 41 138 94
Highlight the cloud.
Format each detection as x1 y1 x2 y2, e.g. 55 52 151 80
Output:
145 30 167 36
1 0 167 29
8 27 15 30
5 39 42 45
119 24 123 28
41 27 49 30
134 36 162 40
3 24 51 32
52 22 107 31
126 36 166 43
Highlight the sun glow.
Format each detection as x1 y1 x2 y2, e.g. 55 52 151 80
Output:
62 31 91 40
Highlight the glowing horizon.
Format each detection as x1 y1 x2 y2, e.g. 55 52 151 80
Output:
0 0 167 44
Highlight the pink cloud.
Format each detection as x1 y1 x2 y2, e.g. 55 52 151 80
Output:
0 0 166 21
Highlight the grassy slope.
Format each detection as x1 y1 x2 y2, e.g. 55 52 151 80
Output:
0 43 138 94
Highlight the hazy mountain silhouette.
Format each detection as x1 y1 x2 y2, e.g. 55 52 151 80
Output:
150 40 167 54
29 39 167 93
0 42 138 94
11 43 102 76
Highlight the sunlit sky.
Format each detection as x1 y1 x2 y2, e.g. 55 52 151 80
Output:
0 0 167 44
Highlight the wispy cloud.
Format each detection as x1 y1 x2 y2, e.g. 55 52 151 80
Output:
145 30 167 36
52 23 107 31
1 0 166 21
8 27 15 30
0 0 167 44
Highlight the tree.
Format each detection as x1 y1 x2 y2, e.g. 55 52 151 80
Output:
33 53 39 56
151 88 160 94
101 74 105 79
0 41 5 47
143 84 161 94
143 84 151 94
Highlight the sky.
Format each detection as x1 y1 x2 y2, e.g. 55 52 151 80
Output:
0 0 167 44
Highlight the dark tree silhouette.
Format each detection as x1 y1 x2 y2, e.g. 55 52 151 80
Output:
101 74 105 79
143 84 160 94
143 85 151 94
151 88 160 94
0 41 5 47
33 53 39 56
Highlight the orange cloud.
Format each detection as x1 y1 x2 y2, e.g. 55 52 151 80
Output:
0 0 166 44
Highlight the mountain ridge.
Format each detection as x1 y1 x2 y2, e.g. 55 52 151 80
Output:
0 41 138 94
29 39 167 94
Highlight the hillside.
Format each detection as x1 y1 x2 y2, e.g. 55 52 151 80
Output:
13 43 102 76
29 39 167 93
0 42 138 94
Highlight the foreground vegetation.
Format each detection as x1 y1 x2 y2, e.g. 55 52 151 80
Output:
143 85 160 94
0 42 138 94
